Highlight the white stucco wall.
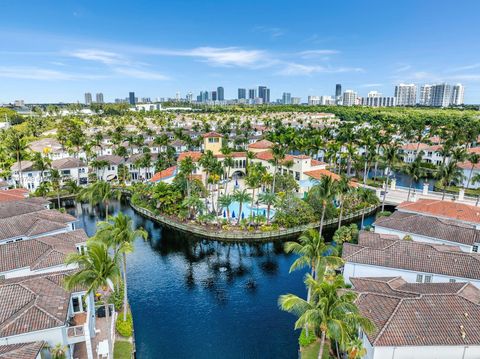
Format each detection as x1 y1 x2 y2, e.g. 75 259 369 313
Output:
370 345 480 359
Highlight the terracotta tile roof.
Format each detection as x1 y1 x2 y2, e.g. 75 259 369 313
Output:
248 139 273 149
0 210 76 241
0 271 77 337
51 157 86 169
401 143 431 151
343 231 480 281
150 166 178 182
457 160 480 170
202 131 223 138
304 169 359 187
375 211 479 246
214 152 247 159
94 155 124 165
0 229 87 273
398 199 480 224
29 137 63 153
177 151 202 162
10 161 35 172
0 189 29 203
311 159 327 167
351 277 480 346
0 341 45 359
0 198 49 219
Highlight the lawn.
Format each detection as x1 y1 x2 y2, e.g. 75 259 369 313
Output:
301 340 331 359
113 341 132 359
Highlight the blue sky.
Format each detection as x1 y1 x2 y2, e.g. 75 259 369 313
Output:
1 0 480 104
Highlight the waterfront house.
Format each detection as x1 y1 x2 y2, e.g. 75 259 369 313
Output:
350 276 480 359
342 231 480 287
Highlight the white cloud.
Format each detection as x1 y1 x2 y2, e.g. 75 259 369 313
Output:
113 67 169 80
277 62 364 76
297 49 339 58
252 26 285 38
68 49 129 65
0 66 104 80
448 63 480 72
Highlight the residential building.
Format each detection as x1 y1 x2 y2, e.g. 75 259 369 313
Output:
394 84 417 106
342 90 357 106
95 93 104 104
419 84 432 105
203 131 223 155
14 99 24 107
248 88 256 100
258 86 270 104
92 155 125 181
291 97 301 105
282 92 291 105
84 93 92 105
351 276 480 359
186 92 193 102
129 92 136 105
308 96 320 105
362 91 395 107
217 86 224 101
342 231 480 287
452 83 465 105
431 83 452 107
0 342 44 358
238 88 246 99
211 91 217 101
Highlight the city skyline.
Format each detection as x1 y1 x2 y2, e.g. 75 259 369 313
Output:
1 1 480 103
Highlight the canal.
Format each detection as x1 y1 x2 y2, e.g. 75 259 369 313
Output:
68 200 378 359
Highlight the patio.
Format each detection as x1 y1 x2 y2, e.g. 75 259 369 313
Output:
72 313 113 359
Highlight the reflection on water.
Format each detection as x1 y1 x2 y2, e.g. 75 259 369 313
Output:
68 199 377 359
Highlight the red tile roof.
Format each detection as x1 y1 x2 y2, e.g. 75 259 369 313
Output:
177 151 202 162
0 189 29 203
311 159 327 167
214 152 247 159
398 199 480 224
202 131 223 138
150 166 177 182
248 139 273 149
304 169 358 187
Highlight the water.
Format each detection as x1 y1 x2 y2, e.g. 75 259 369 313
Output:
226 201 275 221
368 169 437 190
68 200 377 359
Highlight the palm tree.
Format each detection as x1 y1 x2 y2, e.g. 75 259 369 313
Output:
64 241 120 359
258 191 276 224
94 213 147 321
232 189 252 224
358 188 379 229
218 193 233 222
222 155 234 195
279 275 374 359
404 153 425 201
50 169 62 209
381 143 400 211
465 153 480 189
5 129 28 187
77 181 121 219
437 161 465 200
310 175 337 235
271 144 287 193
336 175 350 229
179 157 195 197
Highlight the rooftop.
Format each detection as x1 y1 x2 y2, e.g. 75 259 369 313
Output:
398 199 480 224
0 198 49 219
0 341 45 359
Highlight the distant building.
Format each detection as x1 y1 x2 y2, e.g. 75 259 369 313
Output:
430 83 452 107
212 91 217 101
451 83 465 105
129 92 136 105
335 84 342 104
84 92 92 105
248 88 256 100
95 93 104 104
362 91 395 107
394 84 417 106
308 96 321 105
186 92 193 103
342 90 357 106
291 97 301 105
282 92 292 105
258 86 270 104
238 88 246 100
217 86 224 101
13 100 24 107
419 85 432 106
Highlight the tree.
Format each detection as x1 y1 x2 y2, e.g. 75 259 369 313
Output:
358 188 379 229
336 175 350 229
465 152 480 189
178 156 195 197
50 168 62 208
437 161 465 200
404 153 425 201
258 191 276 224
381 143 400 211
77 181 121 219
5 129 28 187
94 213 147 321
218 193 233 222
65 242 120 359
270 144 287 193
279 275 374 359
310 175 337 235
232 189 252 225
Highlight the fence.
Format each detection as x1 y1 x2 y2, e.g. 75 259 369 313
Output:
129 201 378 241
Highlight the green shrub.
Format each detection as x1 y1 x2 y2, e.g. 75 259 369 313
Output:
299 328 316 347
376 211 391 219
113 340 132 359
116 311 133 337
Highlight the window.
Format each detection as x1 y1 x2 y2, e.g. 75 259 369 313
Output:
473 245 479 253
72 296 81 313
416 274 423 283
424 275 432 283
449 279 456 283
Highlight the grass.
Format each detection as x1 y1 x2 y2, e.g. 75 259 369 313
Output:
113 341 132 359
301 340 331 359
434 184 480 197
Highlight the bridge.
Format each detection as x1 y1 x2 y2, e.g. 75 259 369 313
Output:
374 179 479 207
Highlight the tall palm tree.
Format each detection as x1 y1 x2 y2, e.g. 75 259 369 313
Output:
222 155 234 195
358 188 379 229
258 191 276 224
310 175 337 235
64 242 120 359
465 152 480 189
437 161 465 200
179 156 196 197
50 169 62 209
5 129 28 187
94 213 147 321
404 153 425 201
336 175 350 229
218 193 233 221
77 181 121 219
279 275 374 359
381 143 400 211
271 144 287 193
232 189 252 224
